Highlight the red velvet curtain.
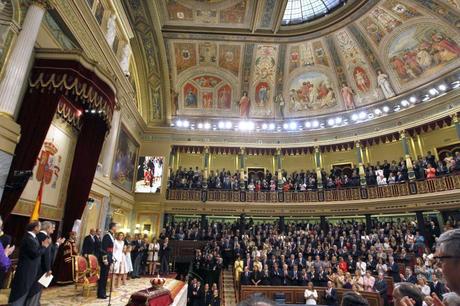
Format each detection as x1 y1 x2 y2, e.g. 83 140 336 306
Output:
61 115 107 234
0 91 61 220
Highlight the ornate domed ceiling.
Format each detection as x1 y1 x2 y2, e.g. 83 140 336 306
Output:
123 0 460 126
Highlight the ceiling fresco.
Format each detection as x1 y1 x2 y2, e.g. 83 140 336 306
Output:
164 0 460 120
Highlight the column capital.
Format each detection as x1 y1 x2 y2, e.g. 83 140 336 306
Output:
355 140 361 148
452 113 459 124
30 0 52 9
314 146 320 153
239 147 245 154
399 130 406 138
204 146 209 154
275 147 281 155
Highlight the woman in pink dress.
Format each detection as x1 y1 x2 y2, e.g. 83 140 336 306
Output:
363 270 376 292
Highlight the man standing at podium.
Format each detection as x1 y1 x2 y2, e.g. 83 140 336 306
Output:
97 222 117 299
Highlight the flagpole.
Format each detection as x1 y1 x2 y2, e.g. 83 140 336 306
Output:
30 179 44 221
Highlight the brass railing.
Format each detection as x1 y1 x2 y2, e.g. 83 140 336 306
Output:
166 174 460 203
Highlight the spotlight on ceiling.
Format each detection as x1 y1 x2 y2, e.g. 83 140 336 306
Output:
238 121 247 130
90 109 96 114
225 121 232 129
204 122 211 129
409 96 417 103
261 123 268 130
358 111 367 120
428 88 439 96
183 120 190 128
197 123 203 129
438 84 447 91
400 100 410 107
305 121 311 128
170 123 175 127
283 123 289 130
268 123 276 130
374 108 382 115
327 118 335 126
452 80 460 89
176 120 183 127
312 120 319 128
382 106 390 113
247 121 255 131
335 117 342 125
394 105 401 112
218 121 225 129
289 122 297 130
351 114 359 121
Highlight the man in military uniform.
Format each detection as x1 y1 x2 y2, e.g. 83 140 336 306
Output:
97 222 117 299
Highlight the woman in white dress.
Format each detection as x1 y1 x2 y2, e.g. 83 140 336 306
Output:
151 238 160 275
125 243 133 277
113 232 127 288
304 281 318 305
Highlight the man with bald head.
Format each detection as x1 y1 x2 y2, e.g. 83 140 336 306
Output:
81 228 97 256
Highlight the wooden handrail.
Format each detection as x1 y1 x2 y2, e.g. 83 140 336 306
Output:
167 174 460 203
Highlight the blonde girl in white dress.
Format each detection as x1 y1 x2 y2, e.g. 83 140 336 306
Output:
113 232 127 287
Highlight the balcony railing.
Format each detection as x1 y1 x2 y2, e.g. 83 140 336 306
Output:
166 174 460 203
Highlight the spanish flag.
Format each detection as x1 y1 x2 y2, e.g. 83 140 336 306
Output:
30 180 44 221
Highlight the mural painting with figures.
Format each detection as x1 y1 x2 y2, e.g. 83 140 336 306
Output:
135 156 164 193
111 127 138 192
389 25 460 84
287 71 337 113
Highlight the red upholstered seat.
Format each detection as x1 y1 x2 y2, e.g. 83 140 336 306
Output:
73 255 97 296
87 254 99 279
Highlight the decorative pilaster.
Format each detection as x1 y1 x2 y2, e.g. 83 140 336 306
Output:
400 130 415 181
202 147 210 189
452 113 460 140
238 147 245 190
355 141 367 186
0 0 48 117
101 110 121 178
168 148 175 178
275 148 283 190
314 146 323 189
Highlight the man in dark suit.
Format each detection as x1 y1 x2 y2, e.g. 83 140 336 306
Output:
401 267 417 284
387 256 401 282
190 280 203 306
28 221 64 304
374 272 388 306
9 221 50 306
81 228 96 256
270 262 282 286
430 274 448 299
131 233 145 278
159 237 171 275
324 281 339 306
94 228 102 258
97 222 117 299
240 266 252 285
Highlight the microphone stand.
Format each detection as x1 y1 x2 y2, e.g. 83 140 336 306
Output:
108 258 117 306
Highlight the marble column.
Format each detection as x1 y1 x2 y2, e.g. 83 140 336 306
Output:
365 214 372 234
168 148 175 178
400 131 415 181
0 0 48 117
314 146 323 189
275 148 283 190
101 110 121 178
355 141 367 186
238 148 245 190
202 147 210 189
0 1 48 201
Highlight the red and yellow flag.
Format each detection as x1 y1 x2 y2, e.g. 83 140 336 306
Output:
30 180 44 221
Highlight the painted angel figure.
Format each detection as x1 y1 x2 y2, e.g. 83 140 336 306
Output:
239 91 250 118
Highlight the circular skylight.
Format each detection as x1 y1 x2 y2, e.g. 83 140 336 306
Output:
282 0 346 25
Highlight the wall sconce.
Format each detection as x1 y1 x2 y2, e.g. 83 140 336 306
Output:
86 198 95 210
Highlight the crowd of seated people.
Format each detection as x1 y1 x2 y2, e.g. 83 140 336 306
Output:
168 151 460 191
163 216 460 306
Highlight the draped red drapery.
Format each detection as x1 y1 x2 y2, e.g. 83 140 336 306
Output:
0 58 116 230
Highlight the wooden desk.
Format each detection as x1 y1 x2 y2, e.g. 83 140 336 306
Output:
240 286 383 306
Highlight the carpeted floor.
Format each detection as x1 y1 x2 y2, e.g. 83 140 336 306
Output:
0 277 184 306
